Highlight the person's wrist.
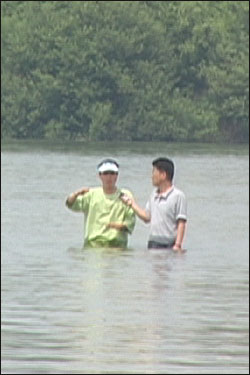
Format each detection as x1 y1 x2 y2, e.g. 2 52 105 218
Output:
70 192 78 200
174 243 182 249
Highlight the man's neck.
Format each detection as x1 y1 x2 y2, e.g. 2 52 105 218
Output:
103 186 117 195
157 181 173 194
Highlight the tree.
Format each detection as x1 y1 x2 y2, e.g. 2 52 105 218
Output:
1 1 249 142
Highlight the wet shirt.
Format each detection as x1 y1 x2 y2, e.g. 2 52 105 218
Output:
145 186 187 245
70 187 136 248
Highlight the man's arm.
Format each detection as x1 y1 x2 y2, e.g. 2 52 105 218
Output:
66 187 89 207
173 219 186 251
106 223 129 231
120 195 150 223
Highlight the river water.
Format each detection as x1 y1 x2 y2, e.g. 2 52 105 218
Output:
1 140 249 374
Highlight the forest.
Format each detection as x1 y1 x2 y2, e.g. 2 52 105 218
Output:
1 1 249 143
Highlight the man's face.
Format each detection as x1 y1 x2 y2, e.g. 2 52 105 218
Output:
99 171 118 188
152 167 166 186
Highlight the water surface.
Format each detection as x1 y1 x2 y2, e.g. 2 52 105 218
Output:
1 140 249 374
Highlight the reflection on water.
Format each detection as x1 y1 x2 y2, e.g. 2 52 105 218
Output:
1 141 249 374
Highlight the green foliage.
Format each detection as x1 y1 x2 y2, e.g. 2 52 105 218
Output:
1 1 249 142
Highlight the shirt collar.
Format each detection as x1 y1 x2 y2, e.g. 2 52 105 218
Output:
154 185 174 200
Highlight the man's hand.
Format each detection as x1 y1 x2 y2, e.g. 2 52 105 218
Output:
172 244 186 253
76 187 90 195
119 193 133 207
172 244 182 251
120 193 150 223
66 187 90 207
106 222 128 231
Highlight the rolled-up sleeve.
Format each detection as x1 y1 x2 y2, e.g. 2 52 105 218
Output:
124 206 136 234
71 192 91 213
176 192 187 221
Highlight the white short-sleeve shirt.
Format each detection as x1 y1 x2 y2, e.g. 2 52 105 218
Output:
145 186 187 245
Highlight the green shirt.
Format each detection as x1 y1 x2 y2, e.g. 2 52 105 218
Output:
70 187 136 248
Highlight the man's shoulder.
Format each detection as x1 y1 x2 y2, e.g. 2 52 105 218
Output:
172 186 186 199
80 187 101 201
86 187 102 195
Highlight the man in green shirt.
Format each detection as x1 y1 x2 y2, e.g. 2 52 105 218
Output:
66 159 136 248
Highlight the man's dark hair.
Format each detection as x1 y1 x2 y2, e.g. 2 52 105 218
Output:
152 157 174 181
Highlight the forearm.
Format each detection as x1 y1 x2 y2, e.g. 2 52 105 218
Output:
107 222 129 231
120 194 150 223
66 187 89 207
173 220 186 250
66 192 79 207
131 201 150 223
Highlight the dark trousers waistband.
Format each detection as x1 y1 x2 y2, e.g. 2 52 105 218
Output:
148 241 174 249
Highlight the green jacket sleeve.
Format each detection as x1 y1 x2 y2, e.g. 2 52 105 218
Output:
70 192 91 212
121 189 136 234
124 206 136 234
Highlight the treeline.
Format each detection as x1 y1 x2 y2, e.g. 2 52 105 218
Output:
1 1 249 142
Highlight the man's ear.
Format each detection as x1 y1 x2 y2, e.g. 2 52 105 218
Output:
160 170 168 180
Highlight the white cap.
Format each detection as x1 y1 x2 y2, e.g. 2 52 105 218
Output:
97 159 119 173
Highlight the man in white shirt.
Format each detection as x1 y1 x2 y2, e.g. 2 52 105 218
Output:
121 157 187 251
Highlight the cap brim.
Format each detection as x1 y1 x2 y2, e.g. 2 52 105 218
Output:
98 162 119 173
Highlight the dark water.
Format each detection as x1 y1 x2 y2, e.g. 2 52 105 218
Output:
1 140 249 374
